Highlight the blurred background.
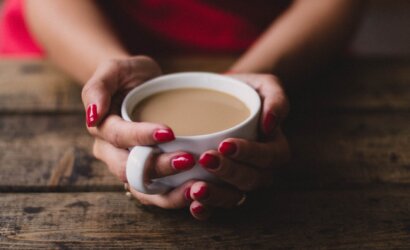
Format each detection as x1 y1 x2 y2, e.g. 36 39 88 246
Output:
351 0 410 57
0 0 409 57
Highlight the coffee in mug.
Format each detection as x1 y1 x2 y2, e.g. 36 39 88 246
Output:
121 72 261 194
131 88 250 136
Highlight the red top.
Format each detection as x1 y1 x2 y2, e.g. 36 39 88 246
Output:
0 0 291 57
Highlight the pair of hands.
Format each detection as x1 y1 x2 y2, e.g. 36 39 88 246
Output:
81 56 290 220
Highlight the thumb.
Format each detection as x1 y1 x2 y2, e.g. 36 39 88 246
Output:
82 80 113 127
82 60 121 127
82 57 162 127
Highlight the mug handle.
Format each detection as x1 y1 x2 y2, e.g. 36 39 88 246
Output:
126 146 171 194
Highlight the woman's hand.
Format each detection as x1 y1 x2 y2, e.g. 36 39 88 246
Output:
186 74 290 220
82 56 197 209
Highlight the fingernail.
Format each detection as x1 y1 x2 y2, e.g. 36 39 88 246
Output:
86 104 98 127
153 128 175 142
218 141 237 156
199 153 220 170
184 187 193 202
192 204 204 214
193 185 209 200
171 153 195 170
263 113 277 135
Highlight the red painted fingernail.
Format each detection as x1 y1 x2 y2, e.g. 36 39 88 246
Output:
184 187 193 202
171 153 195 170
193 185 209 200
86 104 98 127
153 128 175 142
263 113 277 135
218 141 237 156
199 153 220 170
192 204 204 214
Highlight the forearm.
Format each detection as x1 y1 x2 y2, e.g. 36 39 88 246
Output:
25 0 129 83
231 0 364 83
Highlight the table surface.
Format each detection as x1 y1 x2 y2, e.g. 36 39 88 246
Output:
0 57 409 249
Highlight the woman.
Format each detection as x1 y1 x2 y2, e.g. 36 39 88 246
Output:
0 0 363 220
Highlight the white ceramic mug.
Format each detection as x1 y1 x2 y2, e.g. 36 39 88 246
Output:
121 72 261 194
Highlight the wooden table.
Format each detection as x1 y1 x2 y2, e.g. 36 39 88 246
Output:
0 57 409 249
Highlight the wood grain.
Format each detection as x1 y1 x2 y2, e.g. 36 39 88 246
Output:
307 58 410 112
285 112 410 188
1 188 409 249
1 58 409 113
0 60 82 113
0 114 119 191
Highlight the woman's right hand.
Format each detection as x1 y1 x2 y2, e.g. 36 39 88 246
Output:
82 56 196 209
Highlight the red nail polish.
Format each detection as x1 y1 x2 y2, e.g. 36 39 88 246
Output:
153 128 175 142
218 141 237 156
199 153 219 170
192 204 204 214
184 187 193 202
172 153 195 170
86 104 98 127
193 186 209 200
263 113 277 135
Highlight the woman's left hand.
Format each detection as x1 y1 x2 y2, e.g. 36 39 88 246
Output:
186 74 291 220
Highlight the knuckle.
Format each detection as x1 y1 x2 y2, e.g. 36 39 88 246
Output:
131 130 148 145
109 131 122 148
134 55 155 64
262 74 279 84
238 173 259 191
131 128 151 146
133 55 162 76
102 59 121 71
218 162 234 179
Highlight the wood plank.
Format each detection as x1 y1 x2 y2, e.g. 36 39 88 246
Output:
284 112 410 188
0 60 82 113
1 58 409 113
291 58 410 114
1 188 410 249
0 114 119 191
0 112 408 191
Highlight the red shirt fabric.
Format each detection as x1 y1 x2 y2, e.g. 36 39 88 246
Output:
0 0 291 57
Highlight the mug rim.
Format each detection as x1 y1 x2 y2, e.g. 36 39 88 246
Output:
121 72 261 140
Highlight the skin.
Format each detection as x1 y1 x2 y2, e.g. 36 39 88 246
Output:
25 0 363 220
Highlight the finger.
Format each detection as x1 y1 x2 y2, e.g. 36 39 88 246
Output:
82 56 162 127
190 201 212 221
82 60 124 127
189 181 244 209
129 180 196 209
199 151 272 191
229 74 289 135
148 151 196 179
93 138 129 182
217 131 290 168
88 114 175 148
